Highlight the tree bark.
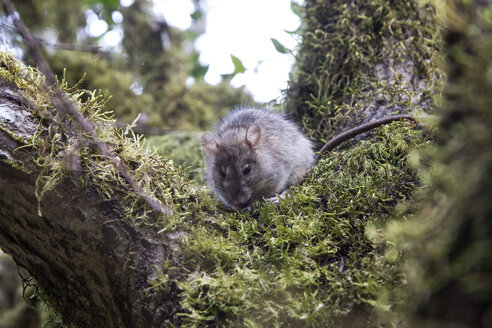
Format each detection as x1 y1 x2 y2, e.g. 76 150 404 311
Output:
285 0 441 144
0 80 182 326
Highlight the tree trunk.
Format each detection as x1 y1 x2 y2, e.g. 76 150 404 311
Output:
285 0 441 144
0 79 183 326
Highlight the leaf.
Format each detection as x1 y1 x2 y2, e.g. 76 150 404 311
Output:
188 53 209 79
221 55 246 82
230 55 246 74
220 73 235 82
191 10 203 21
271 38 290 54
291 1 304 17
191 63 209 79
284 29 298 35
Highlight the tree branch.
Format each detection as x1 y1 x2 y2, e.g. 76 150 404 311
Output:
0 22 110 53
0 0 171 215
0 79 184 326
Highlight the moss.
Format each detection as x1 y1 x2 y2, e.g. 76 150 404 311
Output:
146 132 205 185
384 1 492 327
0 1 444 324
47 49 257 130
0 52 200 226
47 51 155 123
175 122 430 327
285 0 443 143
168 0 445 324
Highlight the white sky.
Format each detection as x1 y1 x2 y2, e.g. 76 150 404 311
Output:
0 0 301 102
88 0 300 102
146 0 301 102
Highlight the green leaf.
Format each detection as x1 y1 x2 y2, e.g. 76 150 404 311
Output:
221 55 246 82
189 53 209 79
220 73 235 82
191 10 203 21
230 55 246 74
271 38 290 54
284 29 298 35
191 64 209 79
291 1 304 17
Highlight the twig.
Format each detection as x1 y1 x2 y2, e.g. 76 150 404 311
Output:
0 22 108 53
1 0 172 215
43 41 106 53
115 120 177 135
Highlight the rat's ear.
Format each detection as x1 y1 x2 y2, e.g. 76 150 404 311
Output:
245 123 261 149
201 133 219 155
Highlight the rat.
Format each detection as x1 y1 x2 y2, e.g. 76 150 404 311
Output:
201 108 315 209
201 108 417 210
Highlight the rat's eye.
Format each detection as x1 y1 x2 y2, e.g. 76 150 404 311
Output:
218 169 226 178
242 164 251 175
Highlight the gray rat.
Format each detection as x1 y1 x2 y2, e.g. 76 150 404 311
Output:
201 108 315 209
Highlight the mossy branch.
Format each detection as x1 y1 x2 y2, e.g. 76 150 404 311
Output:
0 0 171 216
0 55 191 326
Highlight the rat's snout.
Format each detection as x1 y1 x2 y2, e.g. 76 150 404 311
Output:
238 199 250 209
234 190 251 209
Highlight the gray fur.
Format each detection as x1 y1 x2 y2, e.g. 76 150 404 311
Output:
201 108 315 209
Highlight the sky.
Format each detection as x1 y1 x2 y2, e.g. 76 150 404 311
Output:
144 0 302 103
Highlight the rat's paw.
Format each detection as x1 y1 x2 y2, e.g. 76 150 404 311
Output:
266 190 288 204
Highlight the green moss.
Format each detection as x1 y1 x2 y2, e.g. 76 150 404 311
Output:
48 51 155 123
175 122 430 327
0 0 445 324
147 132 205 185
0 52 200 226
47 49 257 130
384 1 492 326
285 0 443 143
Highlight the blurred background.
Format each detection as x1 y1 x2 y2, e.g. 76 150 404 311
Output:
0 0 302 326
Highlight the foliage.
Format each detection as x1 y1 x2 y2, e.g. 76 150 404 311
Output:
5 0 256 130
1 41 428 327
47 51 154 122
271 37 290 54
220 55 247 82
0 51 198 230
12 0 86 43
7 0 490 326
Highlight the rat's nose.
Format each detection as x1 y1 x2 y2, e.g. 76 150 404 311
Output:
238 200 250 208
235 191 251 209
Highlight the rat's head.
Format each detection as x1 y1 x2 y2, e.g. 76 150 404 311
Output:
201 124 262 209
